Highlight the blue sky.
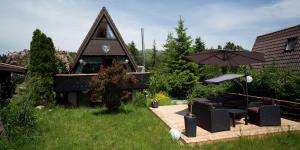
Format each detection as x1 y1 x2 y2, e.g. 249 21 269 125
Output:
0 0 300 54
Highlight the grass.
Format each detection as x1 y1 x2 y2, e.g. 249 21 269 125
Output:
19 104 300 150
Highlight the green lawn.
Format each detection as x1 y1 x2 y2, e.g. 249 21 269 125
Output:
22 105 300 150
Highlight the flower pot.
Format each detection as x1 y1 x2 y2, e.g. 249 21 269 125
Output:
184 115 197 137
151 100 158 108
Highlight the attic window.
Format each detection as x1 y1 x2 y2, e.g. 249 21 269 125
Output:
285 37 298 51
94 18 116 39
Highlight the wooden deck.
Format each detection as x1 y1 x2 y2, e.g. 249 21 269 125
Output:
150 105 300 145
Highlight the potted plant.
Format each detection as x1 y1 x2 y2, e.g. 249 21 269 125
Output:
184 96 197 137
151 98 159 108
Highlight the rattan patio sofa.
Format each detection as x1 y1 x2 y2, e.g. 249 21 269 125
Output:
192 100 230 133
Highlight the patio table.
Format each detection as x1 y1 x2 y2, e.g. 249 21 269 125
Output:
227 109 248 127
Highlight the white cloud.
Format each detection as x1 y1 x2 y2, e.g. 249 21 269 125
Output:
0 0 300 53
187 0 300 49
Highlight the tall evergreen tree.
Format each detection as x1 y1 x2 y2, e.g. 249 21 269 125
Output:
127 41 140 64
224 41 236 50
163 17 198 73
217 45 222 49
193 37 205 53
162 17 199 98
0 54 8 63
224 41 245 51
28 29 57 105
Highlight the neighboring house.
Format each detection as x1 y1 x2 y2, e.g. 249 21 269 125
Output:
252 25 300 71
54 7 149 106
0 63 26 100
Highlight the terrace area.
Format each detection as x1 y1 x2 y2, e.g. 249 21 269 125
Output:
150 104 300 145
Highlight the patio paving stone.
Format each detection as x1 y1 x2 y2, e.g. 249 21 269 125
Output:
150 104 300 144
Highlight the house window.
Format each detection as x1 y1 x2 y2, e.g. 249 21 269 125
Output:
75 57 104 73
94 18 116 39
285 37 298 51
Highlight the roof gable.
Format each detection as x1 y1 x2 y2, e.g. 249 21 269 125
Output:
72 7 137 72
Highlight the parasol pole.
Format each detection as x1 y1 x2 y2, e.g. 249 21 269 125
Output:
245 65 251 109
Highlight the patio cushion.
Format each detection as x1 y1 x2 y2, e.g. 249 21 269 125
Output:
248 107 259 113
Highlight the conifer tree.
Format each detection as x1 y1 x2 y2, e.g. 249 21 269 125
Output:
162 17 199 98
127 41 140 64
192 37 205 53
223 41 245 51
28 29 57 105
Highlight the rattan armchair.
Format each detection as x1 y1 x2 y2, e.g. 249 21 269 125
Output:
248 102 281 126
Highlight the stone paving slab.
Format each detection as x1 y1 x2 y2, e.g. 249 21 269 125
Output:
150 104 300 144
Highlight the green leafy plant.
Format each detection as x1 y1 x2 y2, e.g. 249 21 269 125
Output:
90 60 136 111
153 92 172 106
132 91 147 107
189 83 228 98
149 69 172 94
0 82 37 149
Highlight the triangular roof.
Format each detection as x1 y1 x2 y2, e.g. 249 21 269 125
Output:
72 7 137 72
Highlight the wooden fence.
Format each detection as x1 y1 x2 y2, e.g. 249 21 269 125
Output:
226 92 300 121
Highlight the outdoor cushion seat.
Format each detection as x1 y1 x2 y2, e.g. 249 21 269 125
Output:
192 100 230 133
247 102 281 126
248 107 259 113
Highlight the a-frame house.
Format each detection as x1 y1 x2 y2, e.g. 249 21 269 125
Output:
54 7 149 106
72 7 137 73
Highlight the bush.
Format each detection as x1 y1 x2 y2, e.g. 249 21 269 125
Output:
248 65 300 101
27 76 56 106
188 83 229 98
200 64 223 81
0 94 37 149
149 70 197 99
149 70 172 94
153 92 172 106
90 60 136 111
132 91 147 107
168 70 198 99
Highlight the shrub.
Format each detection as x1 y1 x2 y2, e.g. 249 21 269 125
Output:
26 76 56 106
168 70 198 99
132 91 147 107
0 92 37 150
199 64 223 81
188 83 229 98
153 92 172 106
149 70 172 94
1 95 36 138
248 65 300 101
149 70 197 99
90 60 136 111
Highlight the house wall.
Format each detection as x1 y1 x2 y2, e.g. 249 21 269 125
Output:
251 25 300 71
54 73 150 106
83 40 126 56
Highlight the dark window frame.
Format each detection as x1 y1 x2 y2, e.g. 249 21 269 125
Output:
285 37 298 52
93 17 116 39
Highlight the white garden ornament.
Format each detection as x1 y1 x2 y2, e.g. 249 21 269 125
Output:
246 76 253 83
169 128 181 140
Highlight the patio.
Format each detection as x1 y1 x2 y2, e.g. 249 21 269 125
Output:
150 104 300 145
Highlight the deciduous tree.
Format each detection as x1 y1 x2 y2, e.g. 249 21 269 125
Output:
90 60 136 111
